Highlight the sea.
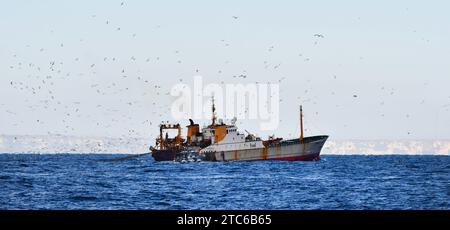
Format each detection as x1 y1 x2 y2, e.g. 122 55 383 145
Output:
0 154 449 210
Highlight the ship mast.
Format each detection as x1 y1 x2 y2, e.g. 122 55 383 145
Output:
211 96 216 126
300 105 304 142
159 125 163 150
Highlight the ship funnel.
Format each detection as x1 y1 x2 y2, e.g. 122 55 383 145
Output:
187 119 200 144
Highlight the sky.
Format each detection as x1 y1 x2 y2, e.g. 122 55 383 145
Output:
1 0 450 141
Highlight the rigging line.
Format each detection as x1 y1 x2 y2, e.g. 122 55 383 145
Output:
97 152 151 162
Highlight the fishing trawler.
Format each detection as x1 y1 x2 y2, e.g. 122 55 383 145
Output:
150 99 328 162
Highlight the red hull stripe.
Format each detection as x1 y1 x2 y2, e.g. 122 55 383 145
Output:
269 154 320 161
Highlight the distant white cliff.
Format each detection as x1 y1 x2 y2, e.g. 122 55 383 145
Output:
0 135 449 155
322 140 450 155
0 135 150 154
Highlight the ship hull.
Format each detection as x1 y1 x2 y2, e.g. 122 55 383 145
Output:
152 136 328 162
151 150 179 161
203 135 328 162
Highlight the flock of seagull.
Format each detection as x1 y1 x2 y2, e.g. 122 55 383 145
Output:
3 2 447 141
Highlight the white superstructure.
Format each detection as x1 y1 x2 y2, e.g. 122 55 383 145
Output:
199 121 264 153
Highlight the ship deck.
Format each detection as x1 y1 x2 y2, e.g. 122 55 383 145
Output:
269 135 329 147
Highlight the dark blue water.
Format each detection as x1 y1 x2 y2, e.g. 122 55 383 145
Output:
0 154 449 210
